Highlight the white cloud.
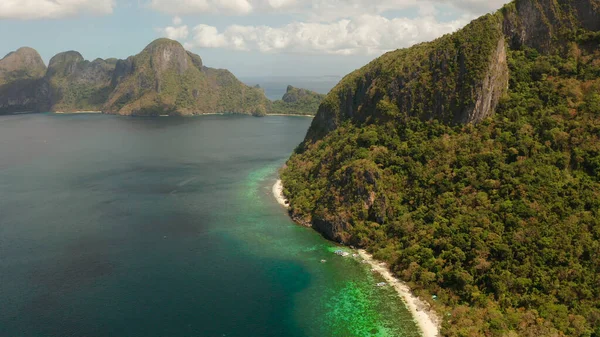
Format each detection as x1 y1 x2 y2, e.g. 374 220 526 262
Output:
266 0 298 10
163 25 190 40
149 0 510 18
0 0 115 19
185 14 469 55
155 0 512 56
172 16 183 25
149 0 253 15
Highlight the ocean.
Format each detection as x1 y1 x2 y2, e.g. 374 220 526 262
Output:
0 113 419 337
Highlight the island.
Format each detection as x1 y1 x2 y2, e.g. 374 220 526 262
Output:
0 39 321 116
270 85 325 116
281 0 600 335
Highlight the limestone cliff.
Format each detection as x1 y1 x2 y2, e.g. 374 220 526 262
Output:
0 48 47 114
305 13 509 142
502 0 600 52
0 47 46 85
46 52 116 111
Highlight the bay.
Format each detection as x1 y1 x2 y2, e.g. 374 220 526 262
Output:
0 113 420 337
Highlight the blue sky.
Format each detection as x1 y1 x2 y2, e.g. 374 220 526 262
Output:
0 0 509 77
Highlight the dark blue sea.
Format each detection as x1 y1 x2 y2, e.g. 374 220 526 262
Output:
0 113 419 337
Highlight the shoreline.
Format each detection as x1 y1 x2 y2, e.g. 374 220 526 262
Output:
54 111 103 114
273 179 290 208
358 250 441 337
272 179 440 337
266 114 314 118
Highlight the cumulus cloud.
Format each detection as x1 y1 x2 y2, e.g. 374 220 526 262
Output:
0 0 115 19
155 0 512 56
163 25 190 40
149 0 253 15
184 14 469 55
149 0 510 18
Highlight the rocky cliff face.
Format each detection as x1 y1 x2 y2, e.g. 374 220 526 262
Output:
0 47 46 85
503 0 600 52
304 0 600 144
0 39 270 116
45 52 116 111
0 48 47 113
305 13 509 142
104 39 269 116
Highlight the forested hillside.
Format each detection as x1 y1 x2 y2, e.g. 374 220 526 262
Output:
271 85 325 116
282 0 600 335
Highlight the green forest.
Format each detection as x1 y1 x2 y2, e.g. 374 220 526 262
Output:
271 85 325 116
282 11 600 337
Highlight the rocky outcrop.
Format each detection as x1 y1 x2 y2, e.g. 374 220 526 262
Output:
44 52 116 111
0 78 49 114
463 37 509 124
0 47 46 85
0 48 48 114
502 0 600 52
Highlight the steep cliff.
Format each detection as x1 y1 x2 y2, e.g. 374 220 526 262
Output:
46 51 116 111
0 47 46 85
283 0 600 335
0 48 48 114
305 13 509 142
502 0 600 52
0 39 270 116
270 85 325 115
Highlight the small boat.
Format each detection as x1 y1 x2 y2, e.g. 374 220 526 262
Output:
321 259 327 263
376 282 387 287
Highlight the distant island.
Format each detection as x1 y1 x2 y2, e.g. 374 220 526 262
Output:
281 0 600 336
0 39 322 117
270 85 325 116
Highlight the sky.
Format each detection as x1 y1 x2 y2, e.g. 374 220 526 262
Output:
0 0 511 77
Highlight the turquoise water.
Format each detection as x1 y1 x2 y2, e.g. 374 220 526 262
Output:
0 113 420 337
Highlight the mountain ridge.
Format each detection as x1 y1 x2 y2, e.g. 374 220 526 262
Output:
0 39 271 116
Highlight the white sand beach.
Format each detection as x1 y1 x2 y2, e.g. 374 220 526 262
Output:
54 111 102 114
358 250 441 337
272 178 440 336
266 114 315 118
